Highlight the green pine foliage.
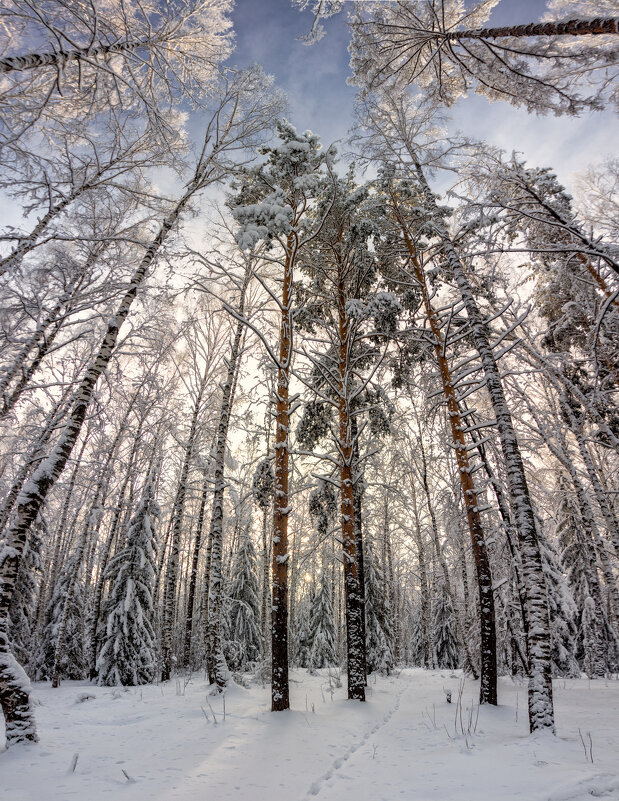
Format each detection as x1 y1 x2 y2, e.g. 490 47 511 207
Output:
224 532 262 671
433 580 459 670
365 545 394 675
96 480 158 686
309 570 337 669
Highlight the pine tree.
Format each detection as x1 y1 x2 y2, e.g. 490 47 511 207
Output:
224 532 262 672
408 599 427 668
293 590 314 669
309 570 337 670
365 545 394 675
232 119 330 711
581 597 606 679
8 519 44 674
37 551 87 682
556 474 617 677
541 534 580 678
433 580 460 671
96 479 159 686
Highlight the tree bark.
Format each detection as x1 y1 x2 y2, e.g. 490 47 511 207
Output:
182 470 209 669
350 416 367 686
206 308 247 690
0 189 192 745
410 483 432 668
413 161 554 732
0 36 151 74
162 361 209 681
395 209 497 703
0 387 73 536
444 19 619 41
271 233 296 711
337 273 365 702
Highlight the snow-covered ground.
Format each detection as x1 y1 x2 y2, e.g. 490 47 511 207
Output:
2 669 618 801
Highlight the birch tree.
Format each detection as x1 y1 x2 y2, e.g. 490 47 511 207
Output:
349 0 618 114
353 90 556 731
0 0 233 151
0 68 282 745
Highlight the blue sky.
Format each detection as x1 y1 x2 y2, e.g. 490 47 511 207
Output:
228 0 617 194
1 2 615 233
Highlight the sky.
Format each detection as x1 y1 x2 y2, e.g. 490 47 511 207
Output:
1 2 616 235
227 0 618 195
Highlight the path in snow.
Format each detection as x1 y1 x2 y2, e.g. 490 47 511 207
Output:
303 673 407 799
296 672 619 801
2 669 619 801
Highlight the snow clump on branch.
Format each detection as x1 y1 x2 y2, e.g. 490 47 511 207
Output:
232 189 293 250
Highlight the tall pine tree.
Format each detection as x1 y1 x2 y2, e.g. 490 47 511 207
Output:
224 532 262 672
96 478 159 686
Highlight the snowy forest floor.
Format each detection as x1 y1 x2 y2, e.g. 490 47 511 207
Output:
2 669 619 801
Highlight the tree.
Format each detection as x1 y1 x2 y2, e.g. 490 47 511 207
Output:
161 360 210 683
378 170 498 704
37 550 87 682
232 120 331 711
364 544 394 675
96 474 159 686
349 1 618 114
0 68 283 744
224 532 262 672
292 588 314 668
541 533 580 678
351 88 556 730
294 167 407 699
556 472 617 676
308 568 337 670
414 158 555 731
203 265 254 691
0 0 233 151
8 518 44 673
433 579 460 670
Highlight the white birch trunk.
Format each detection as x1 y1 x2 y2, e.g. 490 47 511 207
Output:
414 161 555 733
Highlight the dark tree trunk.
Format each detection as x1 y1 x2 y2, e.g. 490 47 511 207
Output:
413 161 554 732
394 213 496 703
271 234 296 711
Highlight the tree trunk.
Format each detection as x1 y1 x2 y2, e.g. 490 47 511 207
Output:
0 387 73 536
414 161 554 732
182 470 209 668
351 416 367 686
206 311 246 690
0 189 192 745
271 233 296 711
46 435 90 601
465 414 531 668
86 400 144 679
417 432 479 678
0 187 99 276
445 19 619 42
337 273 365 701
0 35 152 74
410 484 432 668
162 362 209 681
396 211 497 703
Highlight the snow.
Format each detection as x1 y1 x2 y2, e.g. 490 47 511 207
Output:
2 670 618 801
